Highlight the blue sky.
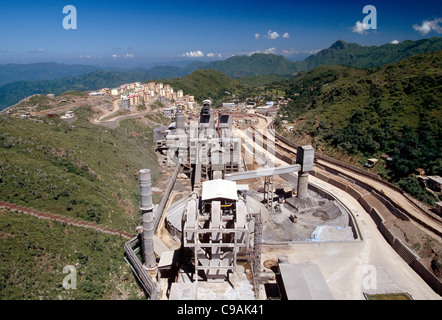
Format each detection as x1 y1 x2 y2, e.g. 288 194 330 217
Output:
0 0 441 68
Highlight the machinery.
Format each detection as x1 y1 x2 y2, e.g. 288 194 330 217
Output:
137 98 314 294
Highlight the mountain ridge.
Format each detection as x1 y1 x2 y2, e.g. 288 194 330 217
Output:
1 37 441 110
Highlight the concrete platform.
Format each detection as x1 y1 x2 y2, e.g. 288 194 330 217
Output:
169 272 255 300
278 263 334 300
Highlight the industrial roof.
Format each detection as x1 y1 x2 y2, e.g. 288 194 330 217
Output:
201 179 238 201
278 263 334 300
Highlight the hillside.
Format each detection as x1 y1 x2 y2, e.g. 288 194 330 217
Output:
0 106 161 232
0 210 142 300
273 51 442 204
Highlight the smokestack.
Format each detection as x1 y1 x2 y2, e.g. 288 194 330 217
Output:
142 210 156 269
139 169 153 211
139 169 156 270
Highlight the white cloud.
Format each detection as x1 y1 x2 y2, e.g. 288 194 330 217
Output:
391 40 399 44
262 47 276 54
264 30 280 40
182 50 204 58
207 53 222 58
352 21 369 34
281 48 321 56
413 18 442 35
245 48 277 56
282 32 290 39
112 53 134 59
80 55 92 59
254 33 261 40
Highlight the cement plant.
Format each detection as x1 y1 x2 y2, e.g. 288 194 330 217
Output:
124 100 442 300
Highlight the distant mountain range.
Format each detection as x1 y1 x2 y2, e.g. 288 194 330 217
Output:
0 37 441 110
0 62 99 86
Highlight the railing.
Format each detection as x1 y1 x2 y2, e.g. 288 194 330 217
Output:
124 235 160 300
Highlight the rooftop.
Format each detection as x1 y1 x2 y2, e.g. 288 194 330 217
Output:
201 179 238 201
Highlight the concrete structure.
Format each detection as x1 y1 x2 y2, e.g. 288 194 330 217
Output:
60 111 74 119
121 96 130 109
139 169 156 270
183 180 251 283
296 145 314 199
278 263 334 300
163 106 177 119
435 202 442 216
129 94 140 106
428 176 442 192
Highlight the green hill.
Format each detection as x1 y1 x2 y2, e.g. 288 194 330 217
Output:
0 211 141 300
191 53 298 78
294 37 442 71
0 107 161 232
273 51 442 203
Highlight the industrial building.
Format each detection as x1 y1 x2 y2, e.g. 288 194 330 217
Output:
121 98 355 301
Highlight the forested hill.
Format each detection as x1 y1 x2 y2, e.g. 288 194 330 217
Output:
294 37 442 71
274 50 442 203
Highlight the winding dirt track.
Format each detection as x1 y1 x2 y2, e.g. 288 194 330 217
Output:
0 201 135 239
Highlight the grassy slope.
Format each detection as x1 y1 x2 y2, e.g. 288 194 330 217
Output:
0 107 161 233
0 211 142 300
